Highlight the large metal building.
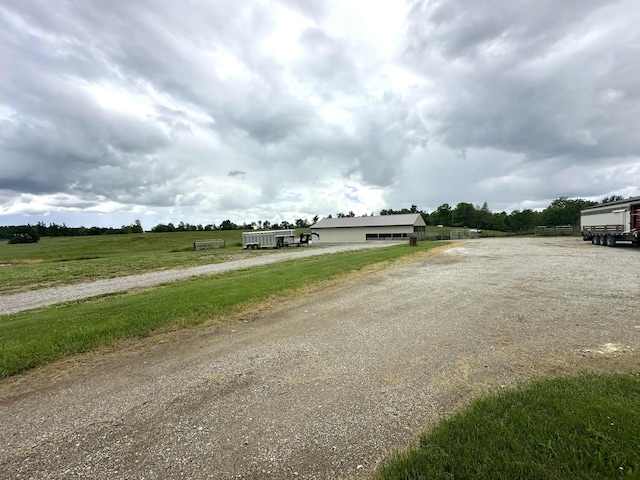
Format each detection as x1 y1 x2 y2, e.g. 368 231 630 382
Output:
311 213 427 244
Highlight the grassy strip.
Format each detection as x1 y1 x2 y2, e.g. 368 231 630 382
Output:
0 242 441 378
0 231 260 293
378 373 640 480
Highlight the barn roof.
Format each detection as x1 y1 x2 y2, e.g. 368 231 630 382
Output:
311 213 425 229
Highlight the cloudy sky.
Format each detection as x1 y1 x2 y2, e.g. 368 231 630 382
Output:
1 0 639 229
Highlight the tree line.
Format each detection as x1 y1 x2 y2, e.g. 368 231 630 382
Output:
0 221 143 243
0 195 626 244
150 217 316 232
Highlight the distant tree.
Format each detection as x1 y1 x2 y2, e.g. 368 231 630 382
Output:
263 220 271 230
451 202 476 227
490 211 508 231
312 215 319 224
507 209 540 232
220 219 237 230
48 223 61 237
347 211 355 217
295 218 310 228
336 212 346 218
474 202 493 230
36 221 48 237
431 203 452 226
151 223 177 232
601 195 624 204
8 226 40 244
540 197 597 226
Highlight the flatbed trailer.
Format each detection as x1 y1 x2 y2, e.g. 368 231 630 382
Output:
580 196 640 247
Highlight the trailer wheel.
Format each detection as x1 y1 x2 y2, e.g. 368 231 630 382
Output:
606 235 616 247
591 236 597 245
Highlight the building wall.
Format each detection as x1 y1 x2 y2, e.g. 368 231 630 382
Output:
581 206 630 230
312 225 414 244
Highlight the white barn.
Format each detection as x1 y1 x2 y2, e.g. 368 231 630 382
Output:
311 214 427 244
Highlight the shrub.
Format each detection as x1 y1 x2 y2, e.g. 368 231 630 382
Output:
8 226 41 244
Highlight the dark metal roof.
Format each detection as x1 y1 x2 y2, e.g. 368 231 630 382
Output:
311 213 425 229
581 195 640 211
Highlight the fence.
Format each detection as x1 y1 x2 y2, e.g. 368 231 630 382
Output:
534 225 579 236
449 229 480 240
193 239 226 250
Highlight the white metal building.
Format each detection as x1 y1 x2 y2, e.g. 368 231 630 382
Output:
311 214 427 244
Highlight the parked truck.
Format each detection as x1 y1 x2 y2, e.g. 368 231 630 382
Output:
242 230 319 249
581 196 640 247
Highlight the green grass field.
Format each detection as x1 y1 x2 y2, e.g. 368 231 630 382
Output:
378 373 640 479
0 231 266 293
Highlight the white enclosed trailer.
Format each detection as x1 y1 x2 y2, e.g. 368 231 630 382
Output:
581 196 640 247
242 229 296 249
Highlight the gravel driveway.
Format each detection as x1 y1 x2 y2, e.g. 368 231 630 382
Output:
0 237 638 479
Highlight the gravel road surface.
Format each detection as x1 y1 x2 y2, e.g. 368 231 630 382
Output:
1 237 638 479
0 243 394 315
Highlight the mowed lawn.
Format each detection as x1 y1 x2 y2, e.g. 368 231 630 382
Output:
0 230 258 293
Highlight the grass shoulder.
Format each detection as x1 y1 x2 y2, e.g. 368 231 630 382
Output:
378 372 640 479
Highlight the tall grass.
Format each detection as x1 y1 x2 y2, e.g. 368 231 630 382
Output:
0 242 441 378
378 373 640 479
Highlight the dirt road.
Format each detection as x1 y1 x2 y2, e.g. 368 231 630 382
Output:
1 237 638 479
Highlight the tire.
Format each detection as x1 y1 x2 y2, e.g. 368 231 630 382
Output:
591 236 597 245
607 236 616 247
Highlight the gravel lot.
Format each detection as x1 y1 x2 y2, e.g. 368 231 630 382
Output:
0 237 638 479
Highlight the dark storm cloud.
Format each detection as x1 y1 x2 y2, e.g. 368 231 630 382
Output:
295 28 362 98
402 0 640 164
2 0 638 227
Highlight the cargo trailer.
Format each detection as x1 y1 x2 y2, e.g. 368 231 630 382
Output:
580 196 640 247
